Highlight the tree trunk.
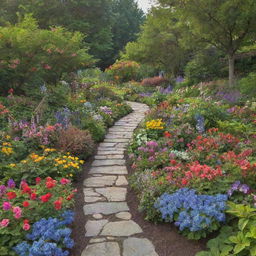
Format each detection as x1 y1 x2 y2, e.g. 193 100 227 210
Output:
228 54 235 87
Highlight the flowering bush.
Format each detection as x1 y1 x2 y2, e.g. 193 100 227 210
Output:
0 15 93 94
155 188 228 239
2 149 84 183
105 61 140 82
0 178 76 254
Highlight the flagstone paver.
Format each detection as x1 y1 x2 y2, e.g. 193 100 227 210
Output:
81 102 158 256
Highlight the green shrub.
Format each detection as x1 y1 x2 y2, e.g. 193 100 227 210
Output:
239 72 256 98
0 15 93 95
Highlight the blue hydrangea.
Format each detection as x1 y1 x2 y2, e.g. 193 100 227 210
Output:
13 211 74 256
154 188 228 232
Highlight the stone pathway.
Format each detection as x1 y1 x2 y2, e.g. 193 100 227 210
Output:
81 102 159 256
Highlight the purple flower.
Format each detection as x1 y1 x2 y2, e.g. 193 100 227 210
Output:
2 201 11 210
7 179 16 188
239 184 250 194
146 141 158 148
0 185 6 197
231 181 241 190
148 156 155 162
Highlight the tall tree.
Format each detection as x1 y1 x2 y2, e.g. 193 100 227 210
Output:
159 0 256 86
122 7 187 76
0 0 144 69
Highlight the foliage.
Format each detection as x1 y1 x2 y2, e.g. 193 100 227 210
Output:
239 72 256 98
122 7 187 76
0 15 93 94
184 48 227 85
196 202 256 256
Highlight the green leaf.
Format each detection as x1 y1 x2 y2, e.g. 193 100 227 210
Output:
234 243 247 254
250 246 256 256
238 218 249 231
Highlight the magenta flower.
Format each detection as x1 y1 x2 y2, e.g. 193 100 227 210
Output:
3 202 11 211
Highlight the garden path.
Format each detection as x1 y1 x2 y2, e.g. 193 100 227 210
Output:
81 101 159 256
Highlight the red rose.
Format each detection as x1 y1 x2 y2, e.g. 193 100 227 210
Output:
164 131 171 138
23 201 30 207
6 191 17 200
30 193 37 200
40 193 52 203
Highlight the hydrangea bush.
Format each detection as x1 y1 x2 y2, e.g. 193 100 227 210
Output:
154 188 228 239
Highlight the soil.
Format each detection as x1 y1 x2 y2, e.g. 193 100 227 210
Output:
70 149 207 256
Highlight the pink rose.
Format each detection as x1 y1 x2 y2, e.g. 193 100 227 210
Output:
23 223 30 231
0 219 9 227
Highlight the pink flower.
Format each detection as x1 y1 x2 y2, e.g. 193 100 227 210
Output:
71 53 77 57
2 202 11 210
12 206 22 219
60 178 71 185
12 59 20 65
23 223 30 231
44 64 52 70
0 219 10 227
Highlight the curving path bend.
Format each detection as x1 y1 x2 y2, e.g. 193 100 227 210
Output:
81 102 159 256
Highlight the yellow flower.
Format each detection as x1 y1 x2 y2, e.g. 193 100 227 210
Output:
63 165 69 168
9 163 16 168
146 119 165 130
5 135 11 139
1 147 13 155
44 148 56 152
34 156 45 162
21 160 27 164
69 173 73 177
80 160 85 164
80 99 86 103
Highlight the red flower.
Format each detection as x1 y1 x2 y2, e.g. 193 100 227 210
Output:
46 179 57 189
54 199 62 210
23 201 30 207
6 192 17 200
23 219 29 224
181 178 188 185
164 131 171 138
30 193 37 200
40 193 52 203
60 178 71 185
23 185 32 194
8 88 14 94
66 194 74 201
35 177 41 184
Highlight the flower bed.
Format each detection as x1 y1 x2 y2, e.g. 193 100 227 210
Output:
128 86 256 253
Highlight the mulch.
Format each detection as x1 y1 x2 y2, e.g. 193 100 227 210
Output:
70 149 207 256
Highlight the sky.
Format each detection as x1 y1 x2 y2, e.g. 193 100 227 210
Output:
137 0 154 13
